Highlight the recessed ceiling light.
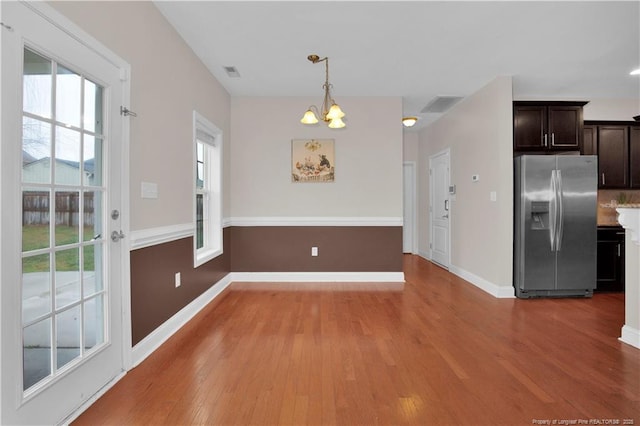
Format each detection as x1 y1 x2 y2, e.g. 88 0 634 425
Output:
630 68 640 76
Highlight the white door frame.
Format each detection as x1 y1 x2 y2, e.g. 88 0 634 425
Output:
403 161 417 254
0 2 131 423
428 148 451 268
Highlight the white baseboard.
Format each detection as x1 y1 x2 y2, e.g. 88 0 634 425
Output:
130 273 233 368
417 250 431 261
449 265 515 298
230 271 405 282
620 325 640 350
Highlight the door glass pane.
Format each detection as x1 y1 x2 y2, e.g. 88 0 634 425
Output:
56 64 81 128
23 318 52 390
83 191 102 241
55 191 80 246
83 244 103 295
83 79 103 134
83 135 102 187
22 189 50 251
22 117 51 184
84 295 104 351
55 126 81 185
23 49 52 119
55 248 80 309
56 305 81 369
22 254 51 323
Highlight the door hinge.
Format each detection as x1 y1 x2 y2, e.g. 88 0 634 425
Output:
429 243 432 249
120 106 137 117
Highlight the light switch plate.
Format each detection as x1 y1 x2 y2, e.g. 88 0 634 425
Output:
141 182 158 199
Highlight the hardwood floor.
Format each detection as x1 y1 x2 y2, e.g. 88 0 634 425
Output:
73 255 640 425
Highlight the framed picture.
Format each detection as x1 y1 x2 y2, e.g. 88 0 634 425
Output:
291 139 335 183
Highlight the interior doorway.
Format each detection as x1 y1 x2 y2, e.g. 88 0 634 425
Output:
403 162 417 254
429 149 451 269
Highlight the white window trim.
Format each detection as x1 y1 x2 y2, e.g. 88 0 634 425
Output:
193 111 223 267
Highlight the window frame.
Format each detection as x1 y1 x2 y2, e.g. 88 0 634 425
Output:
193 111 223 267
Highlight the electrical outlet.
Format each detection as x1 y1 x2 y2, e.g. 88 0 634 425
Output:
175 272 181 288
311 246 318 257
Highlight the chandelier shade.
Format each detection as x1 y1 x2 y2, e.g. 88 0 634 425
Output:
300 54 346 129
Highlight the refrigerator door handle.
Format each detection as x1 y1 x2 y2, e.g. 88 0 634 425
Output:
556 170 564 251
549 170 557 251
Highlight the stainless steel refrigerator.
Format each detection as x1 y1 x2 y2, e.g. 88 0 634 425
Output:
514 155 597 298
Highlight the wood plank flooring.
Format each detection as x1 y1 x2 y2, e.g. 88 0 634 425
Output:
73 255 640 425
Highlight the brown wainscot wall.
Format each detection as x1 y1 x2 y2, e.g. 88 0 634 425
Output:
230 226 403 272
130 228 231 346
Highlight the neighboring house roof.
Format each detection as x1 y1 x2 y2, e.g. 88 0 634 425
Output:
22 156 96 185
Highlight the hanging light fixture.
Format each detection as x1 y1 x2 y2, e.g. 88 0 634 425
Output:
300 54 346 129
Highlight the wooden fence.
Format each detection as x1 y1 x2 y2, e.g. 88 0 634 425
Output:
23 192 95 226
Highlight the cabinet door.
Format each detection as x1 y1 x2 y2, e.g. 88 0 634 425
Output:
596 229 625 292
598 126 628 188
548 106 582 150
630 126 640 188
582 125 597 155
514 106 546 151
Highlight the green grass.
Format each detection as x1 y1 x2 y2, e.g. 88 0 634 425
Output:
22 225 98 273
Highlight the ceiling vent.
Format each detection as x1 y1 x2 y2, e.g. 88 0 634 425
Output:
223 66 241 78
420 96 463 114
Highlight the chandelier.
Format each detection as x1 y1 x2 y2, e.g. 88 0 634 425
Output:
300 54 346 129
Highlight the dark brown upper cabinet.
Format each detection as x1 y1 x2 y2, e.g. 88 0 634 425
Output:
513 101 587 152
631 126 640 188
598 126 629 188
582 125 597 155
584 121 640 189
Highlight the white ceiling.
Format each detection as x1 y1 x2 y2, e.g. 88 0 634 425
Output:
154 1 640 129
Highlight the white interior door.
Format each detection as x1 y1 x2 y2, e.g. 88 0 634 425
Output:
1 3 127 424
403 162 416 254
429 150 450 269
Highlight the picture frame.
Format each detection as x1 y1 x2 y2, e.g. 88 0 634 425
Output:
291 139 335 183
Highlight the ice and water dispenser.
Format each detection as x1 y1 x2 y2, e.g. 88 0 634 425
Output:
530 201 550 230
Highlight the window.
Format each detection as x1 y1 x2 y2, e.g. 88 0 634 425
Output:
193 112 222 267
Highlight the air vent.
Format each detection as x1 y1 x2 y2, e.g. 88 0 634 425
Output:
223 66 241 78
420 96 463 114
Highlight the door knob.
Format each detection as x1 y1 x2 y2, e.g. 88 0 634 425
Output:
111 230 125 242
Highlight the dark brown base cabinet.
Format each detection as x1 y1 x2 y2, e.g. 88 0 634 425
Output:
584 121 640 189
513 101 586 152
596 227 625 292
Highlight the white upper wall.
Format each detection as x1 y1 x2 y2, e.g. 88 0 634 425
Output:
50 1 231 231
230 97 403 219
583 98 640 121
403 131 419 163
418 77 514 293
